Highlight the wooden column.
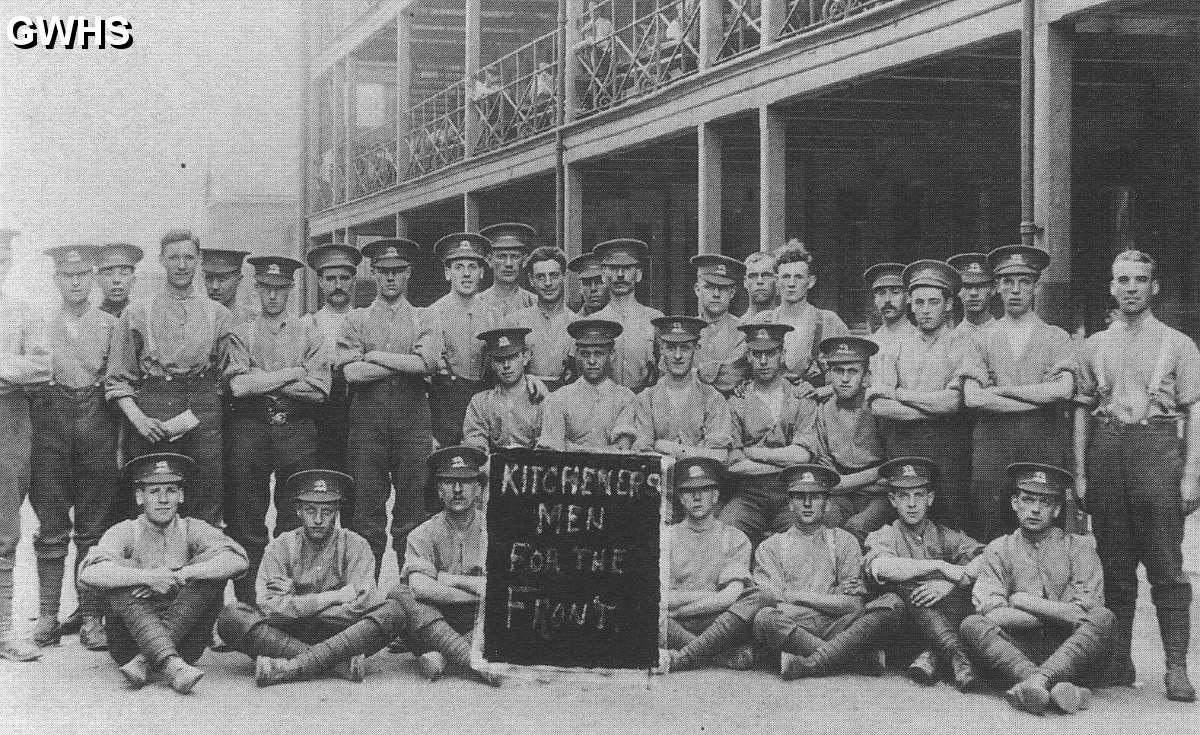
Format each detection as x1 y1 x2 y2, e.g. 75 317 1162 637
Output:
761 0 786 49
464 192 482 232
759 104 786 253
698 122 722 254
563 0 584 123
699 0 723 69
563 163 585 259
343 58 357 202
395 213 409 238
1033 19 1073 329
331 62 345 205
464 0 482 159
396 10 412 181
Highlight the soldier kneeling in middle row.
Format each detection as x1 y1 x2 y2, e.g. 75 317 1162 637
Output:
751 464 903 679
663 457 768 672
217 469 405 686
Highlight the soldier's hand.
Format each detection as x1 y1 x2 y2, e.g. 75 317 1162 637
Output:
1181 476 1200 515
789 380 817 401
697 361 720 385
336 585 361 605
135 416 169 443
909 579 954 608
526 376 548 404
143 569 179 596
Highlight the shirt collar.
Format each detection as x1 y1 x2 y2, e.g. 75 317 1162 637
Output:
136 513 181 537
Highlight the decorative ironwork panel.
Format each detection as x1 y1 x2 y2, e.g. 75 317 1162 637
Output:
780 0 903 38
348 124 399 200
573 0 703 118
403 81 467 178
717 0 760 62
473 30 560 154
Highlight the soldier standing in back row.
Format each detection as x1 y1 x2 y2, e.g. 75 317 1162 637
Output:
202 248 258 326
868 260 971 529
507 246 575 390
425 233 500 448
947 253 997 339
691 254 747 397
338 238 440 572
106 229 236 527
567 252 609 317
592 238 664 393
1074 248 1199 701
739 250 778 323
223 256 329 602
477 223 537 317
960 245 1074 542
97 242 143 318
29 246 119 651
307 243 363 473
864 262 915 355
759 244 849 388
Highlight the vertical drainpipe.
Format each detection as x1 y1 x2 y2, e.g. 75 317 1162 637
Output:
556 0 568 250
1019 0 1040 248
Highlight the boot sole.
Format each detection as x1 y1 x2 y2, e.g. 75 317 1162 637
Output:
119 664 147 689
1005 684 1050 716
170 668 204 695
1050 683 1091 714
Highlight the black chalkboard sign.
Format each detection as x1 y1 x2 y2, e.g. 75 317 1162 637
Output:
483 448 663 669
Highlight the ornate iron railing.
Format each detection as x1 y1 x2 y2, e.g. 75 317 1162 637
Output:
780 0 902 38
403 81 467 178
573 0 702 117
348 123 399 199
717 0 761 62
473 30 560 154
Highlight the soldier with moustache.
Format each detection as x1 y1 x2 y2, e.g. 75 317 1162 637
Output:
223 256 329 602
307 243 363 472
477 223 537 318
424 233 501 448
692 254 747 397
97 242 143 318
592 239 664 393
538 319 637 452
462 327 544 452
863 262 915 355
202 248 258 326
506 246 575 391
29 246 120 651
947 253 997 339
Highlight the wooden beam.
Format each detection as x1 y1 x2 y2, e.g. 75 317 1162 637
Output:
1033 20 1074 328
564 162 584 258
312 0 408 77
698 123 722 254
395 212 409 238
760 104 786 253
761 0 786 49
699 0 723 69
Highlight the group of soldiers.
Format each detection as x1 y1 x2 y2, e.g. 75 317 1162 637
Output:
0 221 1195 712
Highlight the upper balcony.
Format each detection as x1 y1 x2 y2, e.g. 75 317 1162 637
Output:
308 0 986 215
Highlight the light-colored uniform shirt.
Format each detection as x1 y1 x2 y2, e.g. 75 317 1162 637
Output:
592 299 665 393
336 298 441 374
759 302 850 378
105 290 235 401
953 315 996 341
696 313 747 395
667 519 752 593
462 383 544 451
1076 313 1200 423
972 527 1105 615
81 514 247 575
313 306 352 354
873 323 967 396
957 315 1075 396
727 380 817 467
256 527 382 620
538 377 637 451
0 294 51 395
793 396 882 473
476 285 536 319
505 303 576 381
226 315 331 400
631 376 734 451
869 320 918 374
753 525 865 601
226 302 260 328
863 519 983 579
47 304 114 389
401 510 484 581
423 293 501 382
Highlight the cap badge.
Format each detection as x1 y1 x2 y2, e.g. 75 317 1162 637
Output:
902 465 917 477
1032 470 1047 484
967 262 982 273
313 479 328 492
67 250 81 262
451 455 466 469
459 240 471 250
384 247 398 259
801 472 815 483
688 465 703 478
756 329 770 341
497 337 511 348
154 461 170 475
267 264 281 275
1011 254 1025 264
714 264 726 275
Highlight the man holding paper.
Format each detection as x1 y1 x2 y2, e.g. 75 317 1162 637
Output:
106 229 237 526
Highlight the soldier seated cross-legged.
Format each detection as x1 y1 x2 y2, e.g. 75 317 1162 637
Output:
960 463 1115 716
78 454 248 695
662 457 768 673
863 456 985 691
218 470 406 687
386 447 502 687
751 464 903 680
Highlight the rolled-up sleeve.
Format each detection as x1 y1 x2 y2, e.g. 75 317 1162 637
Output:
834 532 866 597
399 523 438 581
752 539 788 600
78 521 136 578
186 519 248 569
412 309 442 374
300 318 332 399
104 306 146 401
862 525 900 580
701 390 734 450
631 392 655 451
256 537 322 620
336 311 367 367
1067 536 1106 611
0 304 50 389
972 540 1010 614
718 528 752 587
609 392 638 444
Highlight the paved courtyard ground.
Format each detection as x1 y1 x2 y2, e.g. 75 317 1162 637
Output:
2 503 1197 735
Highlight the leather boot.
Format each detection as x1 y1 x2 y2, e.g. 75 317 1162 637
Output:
242 622 309 660
959 615 1038 686
668 611 751 672
163 655 205 694
80 616 108 651
34 557 65 646
408 618 500 686
907 650 938 686
1100 603 1137 687
664 618 697 651
1158 606 1196 702
1038 608 1112 685
119 654 149 688
1005 674 1051 716
1049 681 1092 714
256 656 301 687
910 606 981 691
290 601 404 680
792 609 894 677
